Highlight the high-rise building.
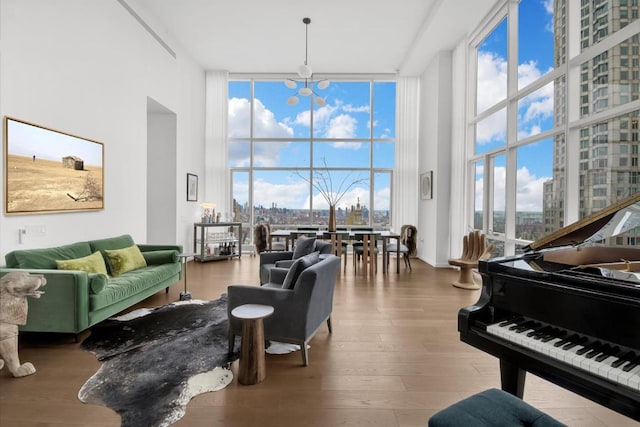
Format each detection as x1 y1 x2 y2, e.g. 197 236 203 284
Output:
544 0 639 245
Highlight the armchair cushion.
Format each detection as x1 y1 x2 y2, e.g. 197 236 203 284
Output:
282 251 320 289
292 235 316 259
275 259 295 268
314 240 333 254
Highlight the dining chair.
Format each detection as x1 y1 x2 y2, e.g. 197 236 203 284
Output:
385 224 417 272
352 232 381 275
323 231 350 273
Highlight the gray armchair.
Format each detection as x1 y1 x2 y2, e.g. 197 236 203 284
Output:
228 254 341 366
258 237 333 284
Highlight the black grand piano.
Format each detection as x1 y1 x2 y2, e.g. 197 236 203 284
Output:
459 193 640 422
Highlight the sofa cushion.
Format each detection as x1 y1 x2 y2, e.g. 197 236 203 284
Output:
292 235 316 259
89 264 180 310
104 245 147 277
6 241 93 269
282 251 320 289
56 251 108 276
89 234 136 253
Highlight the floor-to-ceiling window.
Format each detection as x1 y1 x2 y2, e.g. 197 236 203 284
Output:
228 79 396 234
469 0 639 256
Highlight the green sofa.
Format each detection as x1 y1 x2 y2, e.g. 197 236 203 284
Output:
0 234 182 334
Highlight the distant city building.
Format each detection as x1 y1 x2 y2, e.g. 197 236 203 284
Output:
346 198 365 225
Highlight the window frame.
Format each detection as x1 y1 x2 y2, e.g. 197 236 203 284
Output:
466 0 640 256
227 77 396 231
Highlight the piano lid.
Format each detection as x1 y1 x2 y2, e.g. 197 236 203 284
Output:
523 193 640 252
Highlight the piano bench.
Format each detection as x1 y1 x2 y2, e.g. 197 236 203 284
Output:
428 388 566 427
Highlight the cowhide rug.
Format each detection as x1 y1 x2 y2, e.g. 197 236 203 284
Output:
78 296 239 427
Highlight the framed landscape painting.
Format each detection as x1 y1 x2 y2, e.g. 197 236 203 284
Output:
4 116 104 215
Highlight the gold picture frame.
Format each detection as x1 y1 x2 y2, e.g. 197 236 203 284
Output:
4 116 104 215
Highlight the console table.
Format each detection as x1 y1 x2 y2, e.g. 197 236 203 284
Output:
193 222 242 262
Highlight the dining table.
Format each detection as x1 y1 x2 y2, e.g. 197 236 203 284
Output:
268 228 402 274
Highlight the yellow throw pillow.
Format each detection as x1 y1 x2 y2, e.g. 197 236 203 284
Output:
104 245 147 277
56 251 108 275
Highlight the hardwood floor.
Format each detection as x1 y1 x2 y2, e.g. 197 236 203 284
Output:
0 255 636 426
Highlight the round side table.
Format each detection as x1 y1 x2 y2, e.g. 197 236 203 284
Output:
176 253 197 301
230 304 274 385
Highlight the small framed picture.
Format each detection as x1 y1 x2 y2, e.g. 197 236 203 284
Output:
420 171 433 200
187 173 198 201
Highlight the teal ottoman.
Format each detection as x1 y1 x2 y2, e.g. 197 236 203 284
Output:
428 388 566 427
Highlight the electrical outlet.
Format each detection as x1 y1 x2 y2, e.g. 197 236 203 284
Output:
25 224 46 237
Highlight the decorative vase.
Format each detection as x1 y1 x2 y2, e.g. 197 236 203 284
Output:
328 205 336 232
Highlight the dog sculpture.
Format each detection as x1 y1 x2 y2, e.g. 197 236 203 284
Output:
0 271 46 377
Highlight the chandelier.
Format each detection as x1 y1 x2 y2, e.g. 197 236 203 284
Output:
285 17 329 107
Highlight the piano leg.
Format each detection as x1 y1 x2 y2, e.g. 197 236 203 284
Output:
500 359 526 398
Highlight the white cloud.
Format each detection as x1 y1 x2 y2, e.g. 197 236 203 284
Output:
476 109 506 145
476 54 554 144
477 51 507 114
517 124 542 140
518 60 543 88
518 80 554 138
325 114 357 139
379 127 391 138
342 104 370 113
228 97 292 139
543 0 555 33
293 103 339 129
475 165 551 212
253 178 308 209
252 98 293 139
516 166 551 212
228 97 293 166
227 97 251 138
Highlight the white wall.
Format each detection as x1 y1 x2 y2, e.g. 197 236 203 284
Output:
147 99 177 244
0 0 206 259
418 51 453 267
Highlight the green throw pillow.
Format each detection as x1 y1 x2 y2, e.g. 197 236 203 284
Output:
56 251 108 275
104 245 147 277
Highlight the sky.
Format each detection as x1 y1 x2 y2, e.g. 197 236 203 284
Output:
6 118 103 166
228 0 557 214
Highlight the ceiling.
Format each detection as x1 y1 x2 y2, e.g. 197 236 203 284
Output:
135 0 497 76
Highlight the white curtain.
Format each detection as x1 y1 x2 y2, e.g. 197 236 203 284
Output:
204 70 229 217
449 40 468 258
392 77 420 233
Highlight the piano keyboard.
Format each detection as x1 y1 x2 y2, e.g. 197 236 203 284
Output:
486 317 640 391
